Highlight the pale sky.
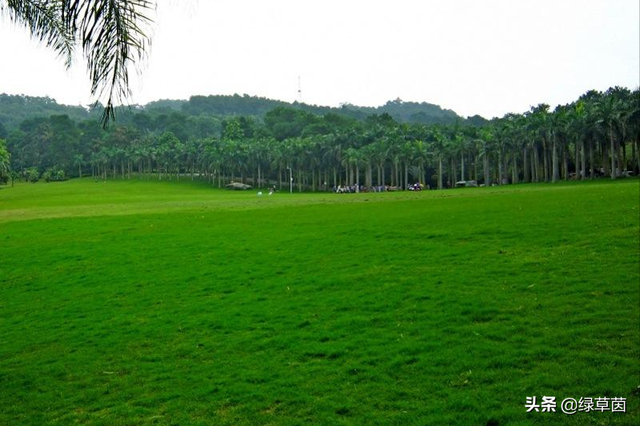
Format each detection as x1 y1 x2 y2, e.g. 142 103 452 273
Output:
0 0 638 119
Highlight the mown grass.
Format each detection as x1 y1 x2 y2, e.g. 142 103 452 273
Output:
1 178 638 425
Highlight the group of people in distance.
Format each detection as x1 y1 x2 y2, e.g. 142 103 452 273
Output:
333 183 428 193
259 183 431 195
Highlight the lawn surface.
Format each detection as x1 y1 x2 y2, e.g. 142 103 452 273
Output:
1 178 639 425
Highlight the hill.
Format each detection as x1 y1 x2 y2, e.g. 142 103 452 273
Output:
0 94 92 131
180 94 461 125
0 92 466 132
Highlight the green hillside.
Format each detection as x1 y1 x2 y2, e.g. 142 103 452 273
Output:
0 92 463 133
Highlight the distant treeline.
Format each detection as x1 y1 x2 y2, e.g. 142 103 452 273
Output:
0 93 462 131
0 87 638 190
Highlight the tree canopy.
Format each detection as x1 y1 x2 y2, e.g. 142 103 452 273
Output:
2 87 638 191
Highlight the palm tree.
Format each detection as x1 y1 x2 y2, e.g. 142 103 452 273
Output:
607 87 633 176
430 127 447 189
358 143 376 188
412 139 430 185
2 0 154 124
371 139 390 188
493 118 510 185
550 106 570 183
72 153 85 178
529 104 552 182
477 126 494 186
570 100 588 179
0 139 10 183
596 92 621 179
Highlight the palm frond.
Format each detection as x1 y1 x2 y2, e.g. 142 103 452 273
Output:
2 0 75 66
65 0 154 126
3 0 155 126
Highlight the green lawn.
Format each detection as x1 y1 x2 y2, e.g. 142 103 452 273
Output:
1 178 638 425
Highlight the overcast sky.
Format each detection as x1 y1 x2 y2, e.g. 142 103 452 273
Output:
0 0 638 118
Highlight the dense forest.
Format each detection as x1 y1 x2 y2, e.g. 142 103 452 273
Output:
0 87 638 190
0 93 460 129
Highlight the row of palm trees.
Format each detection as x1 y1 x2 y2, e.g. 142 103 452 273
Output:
8 86 639 190
83 87 638 190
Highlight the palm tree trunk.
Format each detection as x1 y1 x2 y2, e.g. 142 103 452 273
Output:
498 150 503 185
602 141 609 177
533 148 540 182
451 159 457 185
542 140 548 182
483 154 489 186
580 139 586 180
552 136 559 183
523 147 529 183
438 157 443 189
634 137 640 175
589 139 595 179
312 169 316 192
394 161 399 187
610 126 616 179
404 162 408 189
574 139 579 176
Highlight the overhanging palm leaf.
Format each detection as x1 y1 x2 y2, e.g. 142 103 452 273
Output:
1 0 154 126
3 0 74 65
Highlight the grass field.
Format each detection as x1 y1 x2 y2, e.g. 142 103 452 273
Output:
1 178 638 425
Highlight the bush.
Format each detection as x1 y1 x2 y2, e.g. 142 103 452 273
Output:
43 167 67 182
25 167 39 183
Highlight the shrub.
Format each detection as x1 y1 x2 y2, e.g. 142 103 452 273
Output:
25 167 39 183
43 167 67 182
